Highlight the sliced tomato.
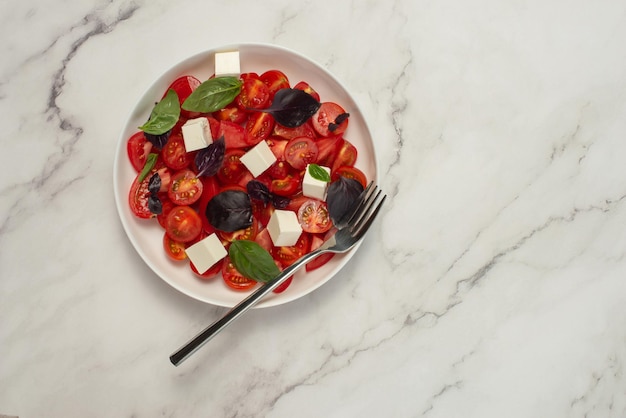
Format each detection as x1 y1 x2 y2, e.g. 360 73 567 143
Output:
128 173 154 219
266 137 289 160
222 257 257 290
315 135 343 167
163 233 187 261
165 205 202 243
305 233 335 272
166 75 201 118
273 233 311 267
157 197 176 228
293 81 320 102
217 149 248 185
218 120 248 148
236 78 270 110
197 176 220 234
214 105 248 124
297 199 332 233
190 258 223 280
245 112 275 146
254 227 273 252
267 160 291 180
162 133 194 170
286 195 310 213
312 102 349 137
332 139 358 172
270 175 300 197
168 169 203 205
127 131 153 172
239 72 260 82
332 165 367 189
217 217 258 242
285 137 319 170
272 122 316 140
272 276 293 294
260 69 290 98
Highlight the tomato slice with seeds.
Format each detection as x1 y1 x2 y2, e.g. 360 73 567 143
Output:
273 233 311 267
222 257 257 290
245 112 275 146
190 258 223 280
128 173 154 219
271 175 300 197
163 233 187 261
332 139 358 172
166 75 201 119
217 149 248 185
266 137 289 160
260 69 290 98
127 131 153 172
162 133 194 170
293 81 320 102
272 122 316 140
297 199 332 234
332 166 367 189
218 120 248 149
285 137 319 170
165 205 202 243
214 105 248 124
168 169 203 205
236 78 270 110
311 102 349 137
217 217 259 242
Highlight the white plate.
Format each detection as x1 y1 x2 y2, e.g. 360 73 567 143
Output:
113 43 377 308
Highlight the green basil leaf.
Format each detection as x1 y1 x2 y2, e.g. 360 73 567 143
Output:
138 153 158 183
139 89 180 135
308 163 331 182
182 76 242 113
229 240 281 283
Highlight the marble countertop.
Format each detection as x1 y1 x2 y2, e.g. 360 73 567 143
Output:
2 0 626 416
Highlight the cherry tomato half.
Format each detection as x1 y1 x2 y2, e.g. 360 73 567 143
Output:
270 175 301 197
245 112 275 146
332 166 367 189
305 232 335 272
293 81 321 102
127 131 153 172
311 102 349 137
222 257 257 290
260 69 290 98
218 120 248 149
217 149 249 185
163 233 187 261
168 169 203 205
236 78 270 110
190 258 223 280
285 137 319 170
162 133 194 170
297 199 332 234
165 205 202 243
273 233 311 267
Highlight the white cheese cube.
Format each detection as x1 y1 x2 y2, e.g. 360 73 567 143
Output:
267 210 302 247
181 117 213 152
302 164 331 201
184 233 227 274
215 51 240 77
240 140 277 177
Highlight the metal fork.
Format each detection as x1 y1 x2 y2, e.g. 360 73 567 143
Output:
170 182 386 366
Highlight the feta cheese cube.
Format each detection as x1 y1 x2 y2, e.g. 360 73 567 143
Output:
302 164 331 201
215 51 240 77
184 233 227 274
181 117 213 152
267 210 302 247
239 140 277 177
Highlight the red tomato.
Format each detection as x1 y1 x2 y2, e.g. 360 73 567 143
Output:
266 137 289 160
245 112 275 146
217 218 259 242
165 205 202 243
332 166 367 189
168 169 203 205
197 176 220 234
240 72 260 82
190 258 223 280
217 149 249 185
267 160 291 180
270 175 300 197
254 228 273 253
272 122 316 140
222 257 257 290
128 173 154 219
305 233 335 272
297 199 332 233
157 197 176 228
286 195 310 213
162 133 194 170
311 102 349 137
285 137 319 170
293 81 321 102
163 233 187 261
273 233 311 267
332 139 358 172
218 120 248 148
315 135 343 167
236 78 270 110
166 75 201 118
127 132 153 172
260 70 290 98
214 105 248 124
272 276 293 294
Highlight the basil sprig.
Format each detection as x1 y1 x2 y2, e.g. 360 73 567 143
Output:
139 89 180 135
229 240 281 283
308 163 331 182
138 153 158 183
182 76 242 113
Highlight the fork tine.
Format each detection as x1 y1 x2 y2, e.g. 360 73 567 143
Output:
348 184 380 227
336 181 375 228
351 191 386 240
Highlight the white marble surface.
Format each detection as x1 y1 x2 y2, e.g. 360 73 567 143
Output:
2 0 626 416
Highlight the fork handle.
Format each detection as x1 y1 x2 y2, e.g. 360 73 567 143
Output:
170 248 324 366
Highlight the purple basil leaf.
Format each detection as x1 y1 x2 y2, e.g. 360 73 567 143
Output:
247 180 271 203
144 129 171 149
255 88 321 128
195 136 225 177
148 194 163 215
271 194 290 209
326 176 365 225
147 172 161 195
206 190 253 232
